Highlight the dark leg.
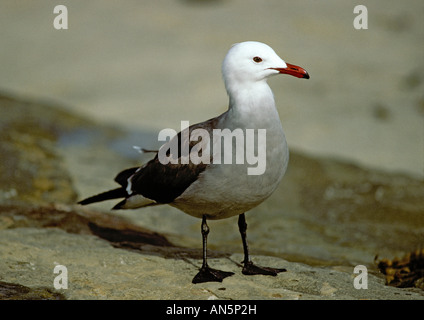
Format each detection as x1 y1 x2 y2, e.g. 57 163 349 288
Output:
238 213 286 276
192 215 234 284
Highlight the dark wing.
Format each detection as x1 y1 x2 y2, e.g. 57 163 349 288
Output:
129 158 206 203
128 116 220 204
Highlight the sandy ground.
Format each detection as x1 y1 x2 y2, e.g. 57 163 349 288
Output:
0 0 423 179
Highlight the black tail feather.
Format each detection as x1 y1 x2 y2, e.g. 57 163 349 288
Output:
114 167 139 187
112 199 127 210
78 188 127 205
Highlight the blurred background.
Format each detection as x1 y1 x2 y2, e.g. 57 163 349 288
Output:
1 0 423 179
1 2 424 293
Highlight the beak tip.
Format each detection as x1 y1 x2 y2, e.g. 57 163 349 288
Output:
272 63 310 79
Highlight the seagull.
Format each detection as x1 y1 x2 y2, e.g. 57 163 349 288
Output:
78 41 309 283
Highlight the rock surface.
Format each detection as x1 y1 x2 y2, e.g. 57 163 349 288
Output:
0 94 423 300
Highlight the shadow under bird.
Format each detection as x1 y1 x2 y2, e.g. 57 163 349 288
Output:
78 41 309 283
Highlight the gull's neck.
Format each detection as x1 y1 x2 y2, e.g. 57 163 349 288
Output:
224 80 280 128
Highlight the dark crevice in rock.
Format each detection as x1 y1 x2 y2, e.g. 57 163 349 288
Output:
0 281 66 300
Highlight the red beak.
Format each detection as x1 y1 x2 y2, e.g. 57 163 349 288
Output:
269 63 310 79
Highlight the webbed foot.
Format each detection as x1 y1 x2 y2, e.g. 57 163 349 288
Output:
192 266 234 284
242 261 286 276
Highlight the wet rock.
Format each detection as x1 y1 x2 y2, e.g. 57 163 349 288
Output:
0 92 145 207
0 93 86 206
0 281 65 300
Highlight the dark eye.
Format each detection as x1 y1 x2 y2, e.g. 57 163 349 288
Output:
253 56 262 63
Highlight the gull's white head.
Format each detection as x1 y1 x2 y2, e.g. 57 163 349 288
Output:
222 41 309 94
